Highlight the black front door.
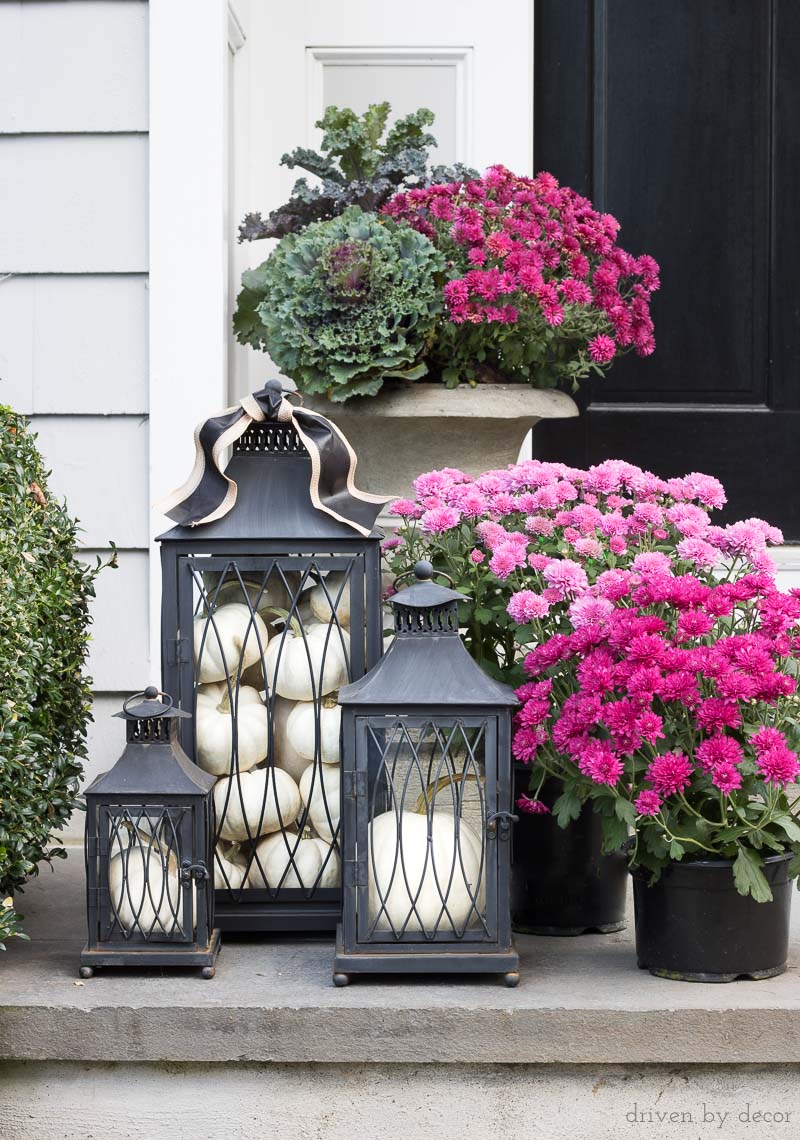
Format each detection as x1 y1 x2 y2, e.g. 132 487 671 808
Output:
533 0 800 537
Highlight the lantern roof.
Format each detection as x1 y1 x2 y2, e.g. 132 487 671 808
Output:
86 689 215 798
157 427 382 544
339 563 518 708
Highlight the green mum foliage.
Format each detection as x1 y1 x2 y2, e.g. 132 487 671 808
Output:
235 207 445 401
0 409 113 944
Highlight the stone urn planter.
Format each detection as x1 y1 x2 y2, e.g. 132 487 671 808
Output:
304 383 579 507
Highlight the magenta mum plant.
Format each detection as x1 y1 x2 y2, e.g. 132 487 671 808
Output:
383 165 659 389
385 460 800 900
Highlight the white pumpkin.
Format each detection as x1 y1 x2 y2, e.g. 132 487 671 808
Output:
195 682 268 776
244 826 296 888
269 696 308 783
264 624 349 701
108 844 183 934
202 573 299 618
298 761 340 843
368 811 485 933
213 842 248 890
286 697 341 764
214 766 301 842
194 603 269 684
248 828 339 890
309 573 351 627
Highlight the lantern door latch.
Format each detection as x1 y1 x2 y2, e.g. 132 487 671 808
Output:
486 810 519 841
180 859 210 884
167 637 191 665
342 770 368 799
343 859 366 887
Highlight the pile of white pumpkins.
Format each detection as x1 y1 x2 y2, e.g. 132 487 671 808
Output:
107 571 487 935
194 573 349 893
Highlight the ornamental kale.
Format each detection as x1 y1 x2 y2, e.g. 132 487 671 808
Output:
238 103 476 243
383 165 659 389
384 460 800 900
235 206 445 401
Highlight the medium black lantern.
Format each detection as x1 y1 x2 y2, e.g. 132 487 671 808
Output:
158 382 384 933
334 562 520 986
81 687 220 977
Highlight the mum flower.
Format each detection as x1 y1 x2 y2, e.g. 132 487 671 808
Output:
507 590 551 623
635 790 662 816
388 498 423 519
755 744 800 787
516 794 550 815
710 762 743 795
420 505 461 534
646 751 693 797
542 558 589 600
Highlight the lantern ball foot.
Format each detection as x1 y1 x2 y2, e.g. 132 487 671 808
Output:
332 972 351 987
503 971 520 988
79 966 95 979
201 966 216 979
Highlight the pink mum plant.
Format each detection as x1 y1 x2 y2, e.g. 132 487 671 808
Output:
383 166 659 389
385 460 800 899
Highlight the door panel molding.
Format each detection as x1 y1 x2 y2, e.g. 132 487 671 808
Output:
306 46 475 166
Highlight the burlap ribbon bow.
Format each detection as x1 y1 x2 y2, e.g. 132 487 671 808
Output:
157 381 389 537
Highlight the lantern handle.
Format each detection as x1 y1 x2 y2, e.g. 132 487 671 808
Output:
123 688 175 718
393 560 456 591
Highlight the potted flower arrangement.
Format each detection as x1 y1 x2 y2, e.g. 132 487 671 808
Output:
234 104 659 501
384 459 800 958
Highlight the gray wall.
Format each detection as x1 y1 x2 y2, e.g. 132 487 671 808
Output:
0 1 150 832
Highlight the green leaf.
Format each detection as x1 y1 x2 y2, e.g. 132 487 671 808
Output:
600 813 629 853
773 814 800 843
552 788 582 829
614 798 637 826
733 847 773 903
668 839 685 861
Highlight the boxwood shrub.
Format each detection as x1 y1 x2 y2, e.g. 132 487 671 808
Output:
0 408 112 947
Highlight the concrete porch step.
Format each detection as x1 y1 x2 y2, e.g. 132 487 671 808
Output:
3 852 800 1066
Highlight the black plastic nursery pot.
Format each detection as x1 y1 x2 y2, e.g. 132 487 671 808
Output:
510 771 628 935
632 853 794 983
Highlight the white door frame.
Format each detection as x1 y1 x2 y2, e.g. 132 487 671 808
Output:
147 0 534 668
148 0 243 668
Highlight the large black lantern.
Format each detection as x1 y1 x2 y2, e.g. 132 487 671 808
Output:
334 562 520 986
158 382 384 933
81 688 219 978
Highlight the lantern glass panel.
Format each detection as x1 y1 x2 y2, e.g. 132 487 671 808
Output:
86 795 214 948
98 804 193 942
172 552 372 904
355 714 498 944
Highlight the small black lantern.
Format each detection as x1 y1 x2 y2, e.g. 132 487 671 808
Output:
158 382 384 933
334 562 520 986
80 688 220 977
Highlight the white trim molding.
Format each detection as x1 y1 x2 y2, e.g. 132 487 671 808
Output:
228 2 246 53
305 46 475 167
148 0 231 671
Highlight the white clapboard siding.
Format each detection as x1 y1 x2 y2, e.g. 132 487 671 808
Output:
58 692 130 841
0 135 148 273
0 1 148 134
30 416 149 549
0 275 148 414
79 550 150 692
